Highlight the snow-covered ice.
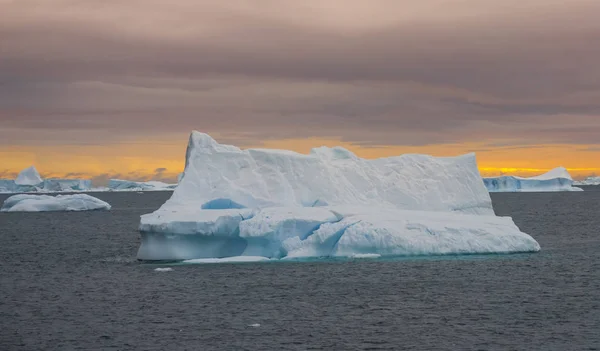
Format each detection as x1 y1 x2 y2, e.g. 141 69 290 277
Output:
1 194 111 212
350 253 381 259
574 176 600 186
154 268 173 272
42 179 92 192
108 179 177 191
483 167 582 192
137 131 540 261
0 166 92 193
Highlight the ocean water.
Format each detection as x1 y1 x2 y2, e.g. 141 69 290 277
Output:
1 188 599 350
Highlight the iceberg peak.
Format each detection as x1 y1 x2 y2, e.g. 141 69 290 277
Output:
14 166 43 186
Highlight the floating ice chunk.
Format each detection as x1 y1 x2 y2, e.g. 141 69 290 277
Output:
14 166 43 186
154 268 173 272
484 167 582 192
350 253 381 259
183 256 270 264
1 194 111 212
247 323 261 328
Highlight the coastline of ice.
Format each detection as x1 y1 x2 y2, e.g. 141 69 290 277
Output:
483 167 583 192
136 131 540 262
1 194 111 212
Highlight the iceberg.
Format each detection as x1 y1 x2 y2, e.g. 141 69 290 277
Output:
483 167 583 192
42 179 92 192
574 176 600 186
0 179 16 193
14 166 43 186
108 179 177 191
1 194 111 212
0 166 93 193
137 131 540 261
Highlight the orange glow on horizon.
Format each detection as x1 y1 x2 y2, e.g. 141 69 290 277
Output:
1 136 599 183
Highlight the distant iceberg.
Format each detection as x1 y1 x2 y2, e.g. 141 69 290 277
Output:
42 179 92 192
574 176 600 186
0 166 92 193
1 194 111 212
108 179 177 191
0 179 16 194
137 131 540 262
483 167 582 192
14 166 43 187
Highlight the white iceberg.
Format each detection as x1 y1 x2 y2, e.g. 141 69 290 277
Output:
14 166 43 187
0 166 93 193
483 167 583 192
137 131 540 261
1 194 111 212
108 179 177 191
42 179 92 192
574 176 600 186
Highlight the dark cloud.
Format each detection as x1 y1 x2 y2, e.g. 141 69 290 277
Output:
1 0 600 147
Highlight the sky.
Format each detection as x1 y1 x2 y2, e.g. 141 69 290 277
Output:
1 0 599 183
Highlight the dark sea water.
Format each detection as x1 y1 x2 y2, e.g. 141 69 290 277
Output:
1 188 599 350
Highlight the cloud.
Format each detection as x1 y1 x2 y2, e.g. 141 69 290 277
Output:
1 0 600 148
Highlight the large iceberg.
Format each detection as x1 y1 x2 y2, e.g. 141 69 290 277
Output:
108 179 177 191
483 167 582 192
1 194 111 212
574 176 600 186
137 131 540 261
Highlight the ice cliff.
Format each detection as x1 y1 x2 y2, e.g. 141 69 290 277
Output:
483 167 582 192
137 131 540 261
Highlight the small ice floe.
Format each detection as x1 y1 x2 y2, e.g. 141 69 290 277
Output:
154 267 173 272
247 323 261 328
350 253 381 259
184 256 270 264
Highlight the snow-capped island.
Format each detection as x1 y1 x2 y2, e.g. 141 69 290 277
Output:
1 194 111 212
136 131 540 262
483 167 582 192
